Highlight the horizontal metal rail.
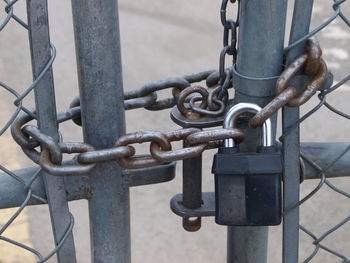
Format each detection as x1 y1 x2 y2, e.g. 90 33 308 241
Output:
1 143 348 209
0 162 176 209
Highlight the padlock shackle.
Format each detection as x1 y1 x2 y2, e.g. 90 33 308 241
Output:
223 103 272 147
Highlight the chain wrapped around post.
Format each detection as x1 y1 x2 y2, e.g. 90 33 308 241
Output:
11 111 245 174
11 36 328 176
249 37 328 128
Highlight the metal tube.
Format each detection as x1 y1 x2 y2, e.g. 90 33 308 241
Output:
0 167 89 208
27 1 77 262
228 0 288 262
283 1 313 263
70 1 130 262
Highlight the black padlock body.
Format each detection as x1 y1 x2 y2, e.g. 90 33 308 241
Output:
212 146 282 226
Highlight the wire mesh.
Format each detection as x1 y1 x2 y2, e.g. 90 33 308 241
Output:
0 0 74 262
0 0 349 262
282 0 350 262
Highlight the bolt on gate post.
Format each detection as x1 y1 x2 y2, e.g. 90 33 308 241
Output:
228 0 288 262
70 1 130 263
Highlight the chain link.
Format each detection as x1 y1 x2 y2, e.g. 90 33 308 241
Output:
11 112 244 174
10 37 328 174
174 0 240 119
69 70 218 126
69 0 240 122
249 37 328 128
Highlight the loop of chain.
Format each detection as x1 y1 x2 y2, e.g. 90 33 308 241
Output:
220 0 239 60
69 70 217 126
249 37 328 128
150 128 207 162
177 86 210 120
114 131 172 169
40 142 96 176
22 125 62 165
11 112 245 174
10 37 327 175
178 0 240 119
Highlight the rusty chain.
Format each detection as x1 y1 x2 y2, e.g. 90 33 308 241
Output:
70 0 240 123
69 69 220 126
11 111 244 174
11 36 327 175
176 0 239 118
249 36 328 128
176 36 327 124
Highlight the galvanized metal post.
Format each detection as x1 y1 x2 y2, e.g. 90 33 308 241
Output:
228 0 288 262
283 1 314 262
70 1 130 263
27 1 77 262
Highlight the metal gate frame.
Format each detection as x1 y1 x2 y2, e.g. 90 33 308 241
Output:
1 0 350 262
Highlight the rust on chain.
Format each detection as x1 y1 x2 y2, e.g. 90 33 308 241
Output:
77 145 135 164
276 54 308 94
150 128 207 162
208 85 228 110
188 85 227 116
189 96 225 116
39 142 96 176
287 58 327 107
249 87 299 128
11 114 38 149
305 36 322 75
250 37 327 127
22 125 62 164
186 128 245 145
115 131 171 169
177 86 209 120
140 78 190 111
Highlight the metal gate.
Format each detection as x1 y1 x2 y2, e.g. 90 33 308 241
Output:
0 0 349 262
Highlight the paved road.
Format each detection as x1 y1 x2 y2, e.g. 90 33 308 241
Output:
0 0 349 262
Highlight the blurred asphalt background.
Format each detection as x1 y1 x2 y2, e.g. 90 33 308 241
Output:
0 0 349 262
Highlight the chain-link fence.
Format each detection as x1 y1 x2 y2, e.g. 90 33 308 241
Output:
0 0 76 262
282 0 350 262
0 0 350 262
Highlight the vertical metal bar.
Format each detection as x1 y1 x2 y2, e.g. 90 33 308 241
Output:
27 1 77 262
227 0 288 262
70 1 130 263
283 1 313 263
182 149 202 231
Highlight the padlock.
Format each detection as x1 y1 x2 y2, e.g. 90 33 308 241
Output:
212 102 282 226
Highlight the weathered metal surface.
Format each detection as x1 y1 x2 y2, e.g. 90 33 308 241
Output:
282 1 314 262
249 72 333 128
12 110 245 171
69 69 217 126
182 152 202 232
170 99 235 128
125 161 176 187
70 0 130 262
227 0 288 261
27 0 77 261
249 38 328 128
171 192 215 218
0 162 176 209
